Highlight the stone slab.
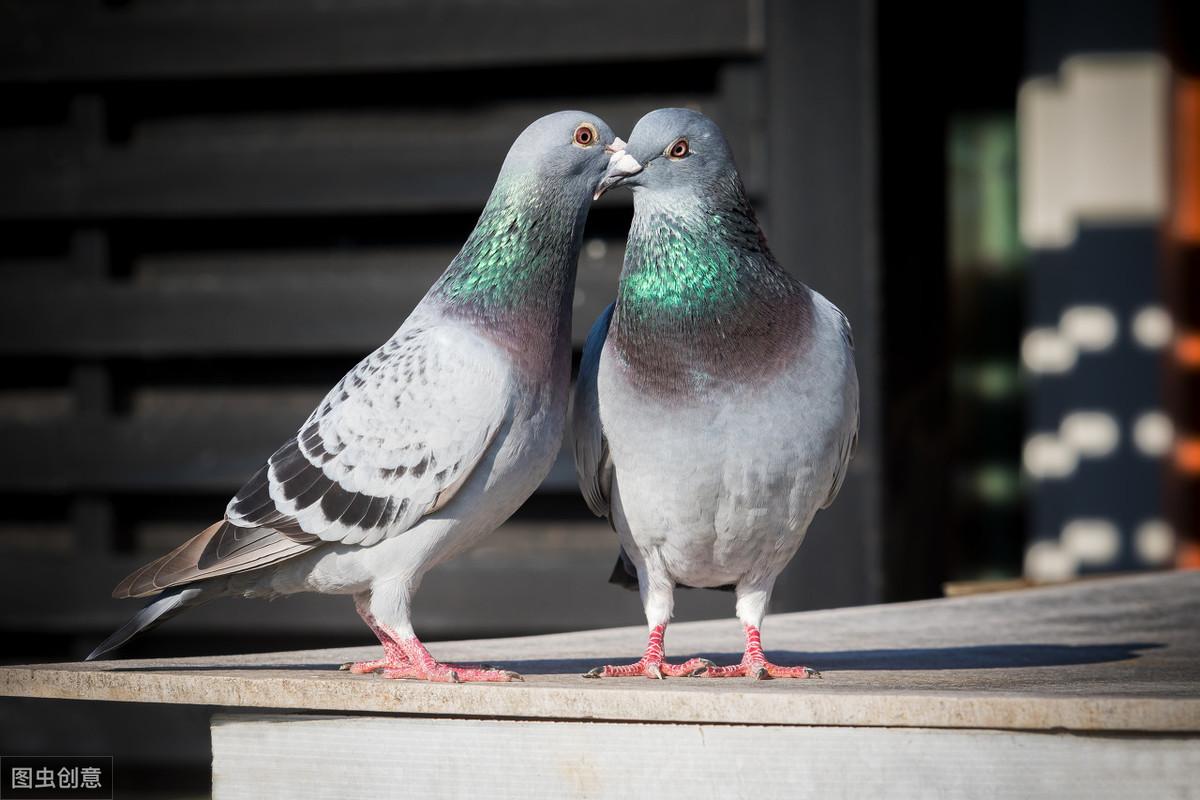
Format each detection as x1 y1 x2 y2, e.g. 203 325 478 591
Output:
2 572 1198 732
211 714 1200 800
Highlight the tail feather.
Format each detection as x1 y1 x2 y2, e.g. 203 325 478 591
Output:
85 585 211 662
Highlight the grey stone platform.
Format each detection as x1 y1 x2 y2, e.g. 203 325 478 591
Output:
2 571 1198 798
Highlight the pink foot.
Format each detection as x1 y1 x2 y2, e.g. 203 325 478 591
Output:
698 624 821 680
380 664 522 683
379 636 522 683
702 660 820 679
342 604 412 674
582 624 713 679
584 656 712 679
341 656 408 675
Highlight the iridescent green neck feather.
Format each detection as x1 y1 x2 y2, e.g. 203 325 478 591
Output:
613 175 813 394
432 172 587 369
436 174 580 310
618 176 796 321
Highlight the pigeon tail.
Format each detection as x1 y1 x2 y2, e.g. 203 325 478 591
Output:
85 584 213 662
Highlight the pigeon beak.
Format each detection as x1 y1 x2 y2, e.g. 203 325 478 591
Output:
594 148 643 200
604 137 628 154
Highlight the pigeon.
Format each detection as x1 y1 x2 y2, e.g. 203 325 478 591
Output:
87 111 621 683
573 109 858 679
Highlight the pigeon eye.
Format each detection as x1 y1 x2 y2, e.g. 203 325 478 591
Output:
573 123 598 148
667 138 690 159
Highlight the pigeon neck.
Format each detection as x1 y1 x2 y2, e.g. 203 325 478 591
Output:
611 176 813 396
431 172 586 370
616 177 792 322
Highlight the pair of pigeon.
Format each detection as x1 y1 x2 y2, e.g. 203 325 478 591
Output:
88 109 859 683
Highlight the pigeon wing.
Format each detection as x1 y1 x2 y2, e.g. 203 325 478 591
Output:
821 305 859 509
227 318 511 548
113 317 510 599
572 303 615 518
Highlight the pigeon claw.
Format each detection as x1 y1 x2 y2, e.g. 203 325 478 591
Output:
582 657 714 679
371 636 525 682
701 660 822 680
440 664 523 682
341 658 409 675
378 663 522 683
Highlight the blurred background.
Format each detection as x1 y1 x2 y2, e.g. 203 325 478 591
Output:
0 0 1196 794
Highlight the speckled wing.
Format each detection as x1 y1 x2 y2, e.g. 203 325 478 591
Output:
572 303 615 518
226 314 510 548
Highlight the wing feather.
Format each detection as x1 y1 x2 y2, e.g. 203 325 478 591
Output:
113 520 319 599
227 312 510 545
572 303 615 518
821 304 859 509
113 311 511 600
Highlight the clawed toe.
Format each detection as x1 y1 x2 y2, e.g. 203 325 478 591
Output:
582 656 711 679
582 660 657 679
341 658 406 675
380 665 459 683
702 660 821 679
380 664 523 683
760 663 821 680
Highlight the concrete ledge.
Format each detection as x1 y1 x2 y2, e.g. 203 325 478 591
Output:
211 714 1200 800
2 572 1198 732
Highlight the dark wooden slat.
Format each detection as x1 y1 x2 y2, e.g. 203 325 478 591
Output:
67 226 117 554
0 523 731 637
0 243 624 355
70 495 113 555
0 0 762 82
0 408 587 493
0 90 761 218
763 0 883 611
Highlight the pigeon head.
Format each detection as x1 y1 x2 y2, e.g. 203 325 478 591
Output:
499 110 622 194
593 108 736 200
430 110 622 339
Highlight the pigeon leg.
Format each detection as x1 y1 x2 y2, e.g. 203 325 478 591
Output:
340 595 412 674
379 635 523 683
582 624 713 679
700 623 821 680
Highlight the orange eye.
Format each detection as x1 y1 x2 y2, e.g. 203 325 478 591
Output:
573 123 598 147
667 138 690 158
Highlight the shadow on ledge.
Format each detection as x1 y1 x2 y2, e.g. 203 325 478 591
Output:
754 642 1164 672
101 641 1162 675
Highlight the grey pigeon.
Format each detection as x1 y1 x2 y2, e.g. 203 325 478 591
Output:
573 109 858 679
88 111 621 682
